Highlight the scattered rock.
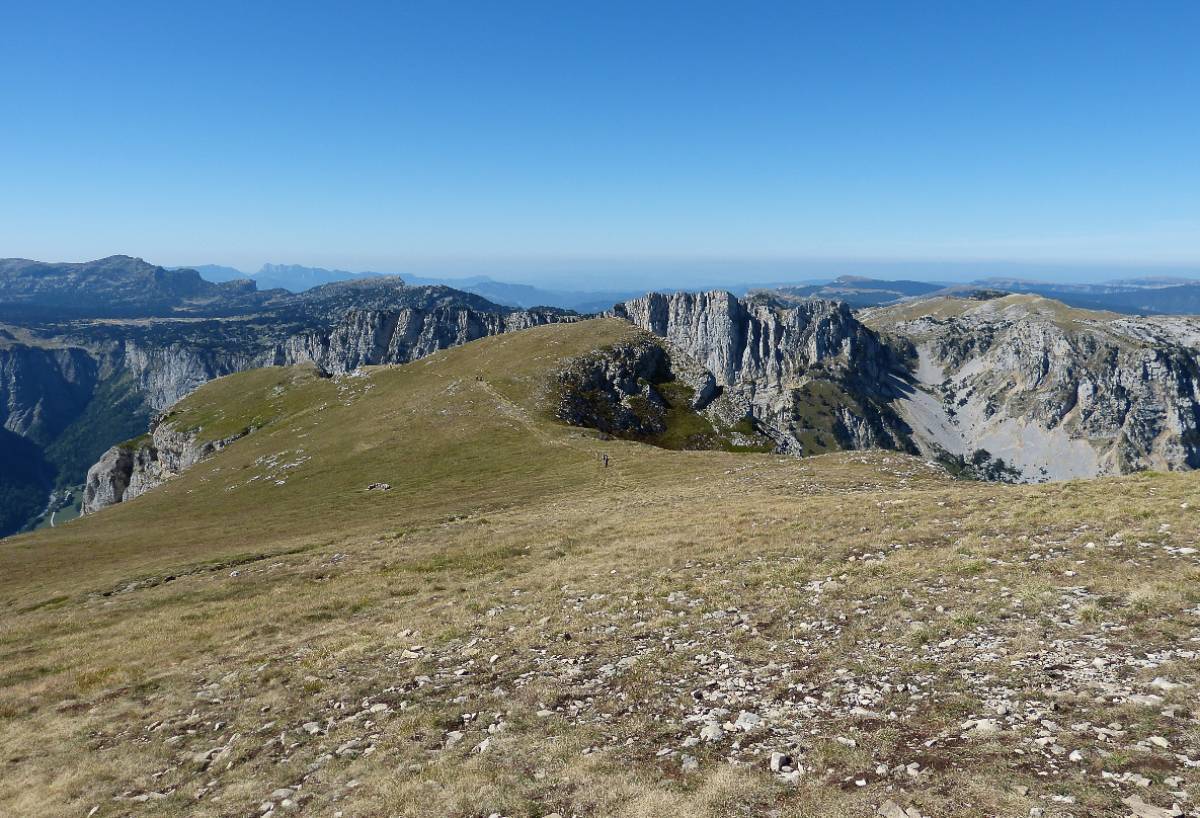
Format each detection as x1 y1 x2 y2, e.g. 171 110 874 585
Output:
1122 794 1183 818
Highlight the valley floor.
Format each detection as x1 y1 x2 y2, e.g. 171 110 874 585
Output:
1 320 1198 818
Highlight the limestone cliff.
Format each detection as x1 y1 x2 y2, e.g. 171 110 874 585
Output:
0 344 100 441
863 295 1200 480
611 292 914 455
81 419 251 515
280 306 573 374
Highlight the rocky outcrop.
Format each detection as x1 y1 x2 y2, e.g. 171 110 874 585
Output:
611 292 914 455
81 421 251 515
553 338 672 437
552 334 775 451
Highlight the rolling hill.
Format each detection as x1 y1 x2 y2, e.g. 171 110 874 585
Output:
2 319 1198 817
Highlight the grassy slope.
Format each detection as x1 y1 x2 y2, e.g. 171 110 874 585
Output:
1 319 1199 817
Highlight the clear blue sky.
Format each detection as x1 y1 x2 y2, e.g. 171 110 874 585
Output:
2 0 1198 287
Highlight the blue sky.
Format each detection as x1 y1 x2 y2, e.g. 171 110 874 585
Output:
1 0 1198 287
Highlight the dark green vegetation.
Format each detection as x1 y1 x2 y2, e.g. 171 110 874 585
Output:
938 447 1024 482
552 339 774 453
0 370 151 537
629 380 774 452
787 377 914 456
42 373 151 488
0 431 52 536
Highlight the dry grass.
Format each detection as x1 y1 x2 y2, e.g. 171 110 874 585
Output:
1 319 1199 817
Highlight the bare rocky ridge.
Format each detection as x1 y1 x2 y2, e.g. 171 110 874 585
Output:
864 295 1200 481
281 306 574 375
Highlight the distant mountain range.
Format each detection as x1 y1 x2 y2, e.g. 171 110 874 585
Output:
970 277 1200 314
174 263 638 312
1 256 261 319
760 276 944 308
175 263 1200 315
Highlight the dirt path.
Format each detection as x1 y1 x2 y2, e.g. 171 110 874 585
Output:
474 378 630 489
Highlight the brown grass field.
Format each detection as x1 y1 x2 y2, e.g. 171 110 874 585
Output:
2 319 1198 817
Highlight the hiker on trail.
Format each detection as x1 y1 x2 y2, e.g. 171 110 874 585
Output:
603 453 609 468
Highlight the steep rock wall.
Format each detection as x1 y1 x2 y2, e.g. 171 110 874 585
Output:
611 292 914 455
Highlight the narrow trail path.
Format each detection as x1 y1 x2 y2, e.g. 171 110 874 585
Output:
474 378 633 491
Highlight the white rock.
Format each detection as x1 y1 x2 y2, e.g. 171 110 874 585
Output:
733 711 763 731
966 718 1000 735
1122 794 1184 818
877 800 912 818
1128 694 1164 707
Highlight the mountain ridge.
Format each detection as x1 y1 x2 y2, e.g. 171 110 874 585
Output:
0 256 581 534
10 255 1200 537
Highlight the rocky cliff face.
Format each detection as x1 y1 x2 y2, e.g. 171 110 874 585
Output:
611 292 914 455
863 295 1200 480
0 344 100 441
280 306 573 374
609 290 1200 480
614 291 885 387
81 420 250 515
119 340 275 411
